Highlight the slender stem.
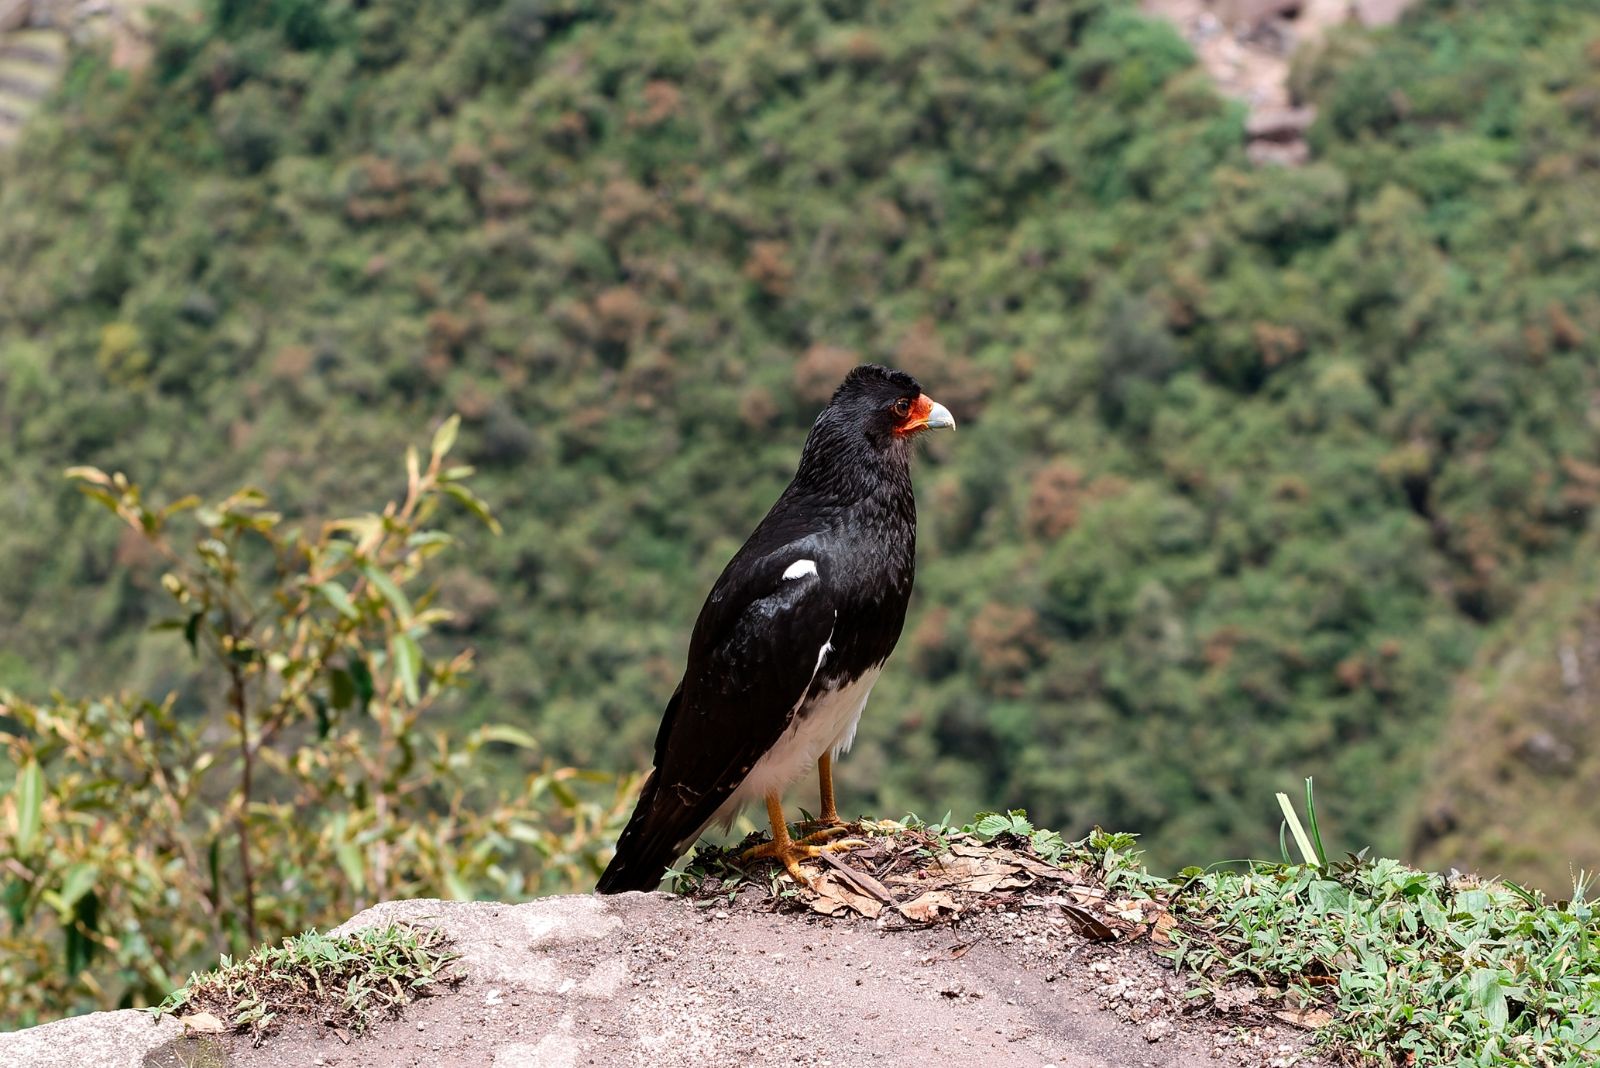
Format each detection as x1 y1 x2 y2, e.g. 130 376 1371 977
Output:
372 786 390 901
226 635 260 946
146 751 227 949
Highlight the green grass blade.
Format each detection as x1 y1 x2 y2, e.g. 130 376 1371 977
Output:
1303 777 1328 868
1276 791 1320 868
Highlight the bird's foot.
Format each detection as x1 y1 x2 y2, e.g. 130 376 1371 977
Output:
740 835 870 886
796 821 853 847
814 836 871 854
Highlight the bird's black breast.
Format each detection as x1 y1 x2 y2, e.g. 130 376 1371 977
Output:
804 489 917 692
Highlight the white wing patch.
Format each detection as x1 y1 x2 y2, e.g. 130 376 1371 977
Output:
813 612 836 677
782 558 818 580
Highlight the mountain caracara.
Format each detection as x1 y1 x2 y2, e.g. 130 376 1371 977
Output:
597 364 953 892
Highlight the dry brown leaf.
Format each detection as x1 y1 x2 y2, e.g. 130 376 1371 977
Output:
1110 898 1145 923
817 851 893 903
808 894 849 917
808 872 884 919
929 854 1031 893
179 1012 227 1035
897 890 961 923
1059 902 1118 942
884 866 947 887
976 874 1032 893
996 850 1077 882
1274 1008 1334 1030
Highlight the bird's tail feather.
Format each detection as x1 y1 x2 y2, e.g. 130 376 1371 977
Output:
595 773 696 894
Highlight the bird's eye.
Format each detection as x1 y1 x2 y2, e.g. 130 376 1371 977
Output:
892 398 911 419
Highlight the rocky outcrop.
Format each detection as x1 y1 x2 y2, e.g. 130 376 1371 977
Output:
1411 538 1600 894
0 893 1326 1067
1142 0 1419 165
0 0 168 149
0 24 64 149
0 1006 183 1068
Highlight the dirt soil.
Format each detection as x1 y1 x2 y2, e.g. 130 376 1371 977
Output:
133 828 1334 1068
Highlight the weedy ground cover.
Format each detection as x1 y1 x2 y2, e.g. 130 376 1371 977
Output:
1172 858 1600 1065
156 923 459 1045
1170 787 1599 1065
673 798 1600 1067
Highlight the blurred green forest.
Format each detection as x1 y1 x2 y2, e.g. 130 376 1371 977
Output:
4 0 1600 874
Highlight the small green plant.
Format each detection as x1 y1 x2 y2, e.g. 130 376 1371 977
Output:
157 923 458 1045
1170 858 1600 1064
1163 785 1600 1065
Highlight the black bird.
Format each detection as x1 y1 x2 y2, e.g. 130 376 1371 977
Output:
597 365 954 893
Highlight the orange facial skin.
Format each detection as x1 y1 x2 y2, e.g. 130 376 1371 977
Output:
895 394 936 435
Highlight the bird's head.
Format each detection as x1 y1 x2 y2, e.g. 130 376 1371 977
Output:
793 365 954 492
825 364 956 450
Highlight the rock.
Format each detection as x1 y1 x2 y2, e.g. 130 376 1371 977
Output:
1355 0 1412 26
2 894 1332 1067
1246 106 1317 143
1142 0 1421 166
0 1007 184 1068
0 0 29 35
1516 728 1577 773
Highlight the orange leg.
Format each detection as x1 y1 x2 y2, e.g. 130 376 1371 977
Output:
817 752 843 826
797 754 852 845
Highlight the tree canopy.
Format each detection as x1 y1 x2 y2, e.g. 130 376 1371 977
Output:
4 0 1600 871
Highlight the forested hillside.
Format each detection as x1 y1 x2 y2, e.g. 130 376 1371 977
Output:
4 0 1600 872
1412 528 1600 891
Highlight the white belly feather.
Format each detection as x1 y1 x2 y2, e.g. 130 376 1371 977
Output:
707 664 882 833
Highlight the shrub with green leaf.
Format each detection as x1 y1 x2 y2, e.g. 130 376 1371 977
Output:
0 423 632 1026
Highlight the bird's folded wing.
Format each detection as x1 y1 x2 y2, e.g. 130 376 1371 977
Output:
650 545 837 828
